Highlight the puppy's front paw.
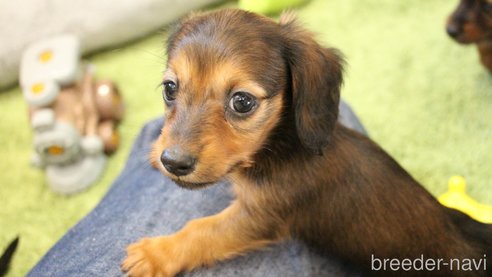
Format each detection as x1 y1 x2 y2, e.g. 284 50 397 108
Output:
121 236 186 277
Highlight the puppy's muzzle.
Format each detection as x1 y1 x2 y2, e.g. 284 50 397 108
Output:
446 23 461 38
160 146 197 176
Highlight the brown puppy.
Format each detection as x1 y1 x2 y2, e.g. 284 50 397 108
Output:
447 0 492 72
123 9 492 276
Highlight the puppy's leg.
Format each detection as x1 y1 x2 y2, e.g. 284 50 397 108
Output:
121 201 284 277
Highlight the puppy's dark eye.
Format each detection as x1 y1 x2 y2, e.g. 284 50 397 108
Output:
163 81 177 102
229 92 256 114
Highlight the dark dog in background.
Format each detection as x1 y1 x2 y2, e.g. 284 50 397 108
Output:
122 9 492 276
447 0 492 72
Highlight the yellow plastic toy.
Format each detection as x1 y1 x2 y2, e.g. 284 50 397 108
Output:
438 176 492 224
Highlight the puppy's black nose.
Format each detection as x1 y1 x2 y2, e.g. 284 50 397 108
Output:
160 147 196 176
446 24 460 38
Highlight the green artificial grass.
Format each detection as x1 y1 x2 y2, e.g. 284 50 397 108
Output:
1 0 491 276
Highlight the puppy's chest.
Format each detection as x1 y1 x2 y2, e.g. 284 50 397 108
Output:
231 167 332 211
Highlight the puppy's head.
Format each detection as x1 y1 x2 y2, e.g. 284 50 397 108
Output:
152 9 343 189
447 0 492 43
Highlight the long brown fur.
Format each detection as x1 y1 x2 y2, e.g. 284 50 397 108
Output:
123 9 492 276
447 0 492 72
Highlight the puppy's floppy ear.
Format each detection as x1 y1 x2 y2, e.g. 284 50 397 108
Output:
280 12 344 154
